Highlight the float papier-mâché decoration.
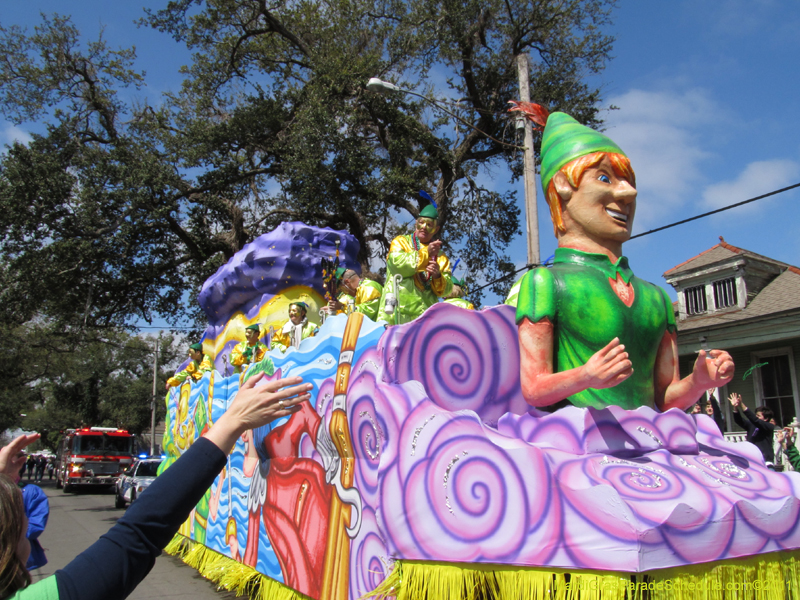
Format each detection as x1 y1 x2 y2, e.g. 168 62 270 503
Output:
162 136 800 600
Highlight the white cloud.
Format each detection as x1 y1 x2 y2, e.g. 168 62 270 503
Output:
602 88 722 229
1 124 33 147
702 159 800 211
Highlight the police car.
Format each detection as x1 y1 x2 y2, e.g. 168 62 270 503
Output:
115 455 163 508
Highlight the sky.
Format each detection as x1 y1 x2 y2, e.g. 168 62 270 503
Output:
2 0 798 313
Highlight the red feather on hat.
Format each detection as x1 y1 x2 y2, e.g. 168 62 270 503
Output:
507 101 550 131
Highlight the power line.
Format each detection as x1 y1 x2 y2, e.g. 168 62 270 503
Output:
466 181 800 300
629 182 800 240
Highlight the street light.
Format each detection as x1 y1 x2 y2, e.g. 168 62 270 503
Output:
367 75 539 265
366 78 522 149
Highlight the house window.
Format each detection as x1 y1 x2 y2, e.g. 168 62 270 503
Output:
713 277 738 309
684 285 707 315
753 349 799 427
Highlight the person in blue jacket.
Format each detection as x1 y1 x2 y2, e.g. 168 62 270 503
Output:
21 484 49 570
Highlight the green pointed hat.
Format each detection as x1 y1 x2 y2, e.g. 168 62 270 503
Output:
290 301 309 313
334 267 347 280
189 343 202 352
540 112 626 194
419 204 438 219
245 324 260 332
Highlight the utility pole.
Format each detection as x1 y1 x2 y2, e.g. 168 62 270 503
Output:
150 334 160 455
516 54 540 266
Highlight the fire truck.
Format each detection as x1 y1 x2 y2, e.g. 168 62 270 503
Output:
55 427 136 492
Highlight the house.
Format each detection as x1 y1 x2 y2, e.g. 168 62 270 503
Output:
663 237 800 431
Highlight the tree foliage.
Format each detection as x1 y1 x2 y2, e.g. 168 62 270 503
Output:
0 324 181 444
0 0 616 329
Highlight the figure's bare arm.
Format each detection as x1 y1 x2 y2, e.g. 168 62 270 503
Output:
518 318 633 407
654 330 735 411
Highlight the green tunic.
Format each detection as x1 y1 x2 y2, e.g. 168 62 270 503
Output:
516 248 676 410
378 234 453 325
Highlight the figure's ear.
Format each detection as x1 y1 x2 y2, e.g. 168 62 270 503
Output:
552 171 574 202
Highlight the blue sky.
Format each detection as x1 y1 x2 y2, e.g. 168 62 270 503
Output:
3 0 797 311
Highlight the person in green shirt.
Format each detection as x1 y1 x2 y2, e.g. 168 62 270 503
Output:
378 201 453 325
511 104 734 411
271 302 318 352
443 277 474 310
166 343 213 389
324 268 383 321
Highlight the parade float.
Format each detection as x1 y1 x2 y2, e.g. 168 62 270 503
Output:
161 109 800 600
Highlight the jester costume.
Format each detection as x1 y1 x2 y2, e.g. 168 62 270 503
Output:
166 353 213 387
335 279 383 321
270 320 318 352
378 234 453 324
230 340 267 374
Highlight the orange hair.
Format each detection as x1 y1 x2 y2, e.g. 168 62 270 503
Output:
545 152 636 235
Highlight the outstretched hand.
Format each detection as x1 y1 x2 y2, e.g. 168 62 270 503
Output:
0 433 40 482
581 337 633 390
204 372 312 454
693 349 734 389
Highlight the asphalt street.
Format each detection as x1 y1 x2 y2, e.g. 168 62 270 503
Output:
22 476 239 599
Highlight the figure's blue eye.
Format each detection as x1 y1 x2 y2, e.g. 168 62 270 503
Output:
598 174 610 183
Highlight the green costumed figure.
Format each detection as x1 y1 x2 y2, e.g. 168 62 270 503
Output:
271 302 318 352
443 276 474 310
508 102 734 411
230 324 267 374
378 200 453 324
166 342 213 388
324 267 383 321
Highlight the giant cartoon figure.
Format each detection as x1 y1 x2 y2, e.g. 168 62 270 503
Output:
510 104 734 411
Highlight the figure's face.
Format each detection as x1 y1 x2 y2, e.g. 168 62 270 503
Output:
289 305 304 325
342 273 360 295
188 349 203 362
690 404 702 414
415 217 439 244
245 329 259 344
559 155 636 246
705 403 714 416
756 411 765 421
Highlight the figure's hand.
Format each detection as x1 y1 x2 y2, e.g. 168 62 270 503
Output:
580 337 633 390
427 240 442 258
165 382 170 390
426 260 441 279
0 433 40 482
728 392 745 411
693 349 734 388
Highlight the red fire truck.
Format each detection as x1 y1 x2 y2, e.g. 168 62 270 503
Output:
55 427 136 492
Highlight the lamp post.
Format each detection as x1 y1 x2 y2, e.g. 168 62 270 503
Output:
367 76 539 264
150 333 160 456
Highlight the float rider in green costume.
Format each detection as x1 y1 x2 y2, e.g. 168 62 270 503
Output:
510 104 734 411
166 343 213 389
230 324 267 374
378 200 453 325
324 267 383 321
444 276 474 310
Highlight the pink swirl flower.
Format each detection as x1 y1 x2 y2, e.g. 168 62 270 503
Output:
380 409 553 563
381 305 529 423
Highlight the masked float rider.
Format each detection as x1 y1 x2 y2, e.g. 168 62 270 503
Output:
271 302 319 352
166 343 213 389
323 267 383 322
443 276 475 310
378 202 453 324
513 107 734 411
230 324 267 374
